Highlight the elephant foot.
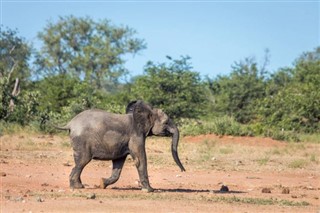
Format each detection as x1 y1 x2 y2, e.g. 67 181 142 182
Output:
70 180 84 189
141 187 154 193
100 178 107 189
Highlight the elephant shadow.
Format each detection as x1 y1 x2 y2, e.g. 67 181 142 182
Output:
159 188 246 194
110 187 246 194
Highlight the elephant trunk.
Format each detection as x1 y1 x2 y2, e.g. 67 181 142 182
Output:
169 125 186 172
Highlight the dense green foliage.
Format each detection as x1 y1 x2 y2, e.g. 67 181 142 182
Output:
208 57 267 123
130 56 208 119
0 27 34 122
35 16 146 91
0 17 319 141
256 48 320 133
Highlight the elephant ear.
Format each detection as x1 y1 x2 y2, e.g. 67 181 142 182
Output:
126 100 138 114
133 101 154 136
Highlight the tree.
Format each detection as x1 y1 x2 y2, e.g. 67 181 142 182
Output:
35 16 146 91
257 47 320 133
208 57 267 123
0 27 31 81
0 27 32 120
130 56 208 119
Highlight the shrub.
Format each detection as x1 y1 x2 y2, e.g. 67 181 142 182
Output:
179 116 252 137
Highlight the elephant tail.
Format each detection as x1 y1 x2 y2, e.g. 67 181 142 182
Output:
53 124 70 131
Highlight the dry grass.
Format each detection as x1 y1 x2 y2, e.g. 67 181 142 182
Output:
145 136 320 172
1 132 319 172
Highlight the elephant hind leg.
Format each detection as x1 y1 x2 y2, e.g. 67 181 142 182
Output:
70 149 92 189
100 156 127 189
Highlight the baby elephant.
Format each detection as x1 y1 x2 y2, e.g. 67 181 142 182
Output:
56 100 185 192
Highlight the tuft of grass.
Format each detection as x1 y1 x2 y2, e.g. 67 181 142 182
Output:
310 153 318 163
196 139 217 163
264 129 301 142
288 159 308 169
60 141 71 148
14 138 37 151
0 122 41 135
257 156 270 166
219 147 234 154
299 133 320 144
270 148 281 155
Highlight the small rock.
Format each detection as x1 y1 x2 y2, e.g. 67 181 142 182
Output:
176 174 182 178
15 197 24 202
25 175 32 178
211 157 216 161
0 159 8 164
291 195 298 198
39 154 47 158
246 176 261 179
281 187 290 194
220 185 229 192
306 186 314 190
36 197 44 202
63 162 72 167
41 183 49 187
0 172 6 177
135 180 141 186
141 188 150 192
87 193 96 199
235 160 243 166
262 188 271 193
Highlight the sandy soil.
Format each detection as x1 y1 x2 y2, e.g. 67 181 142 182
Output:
1 133 319 213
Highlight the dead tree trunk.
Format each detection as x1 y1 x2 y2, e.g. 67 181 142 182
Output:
9 78 20 112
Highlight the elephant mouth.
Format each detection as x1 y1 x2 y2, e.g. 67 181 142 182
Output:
148 129 171 137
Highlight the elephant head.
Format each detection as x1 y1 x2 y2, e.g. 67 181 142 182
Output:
126 100 186 172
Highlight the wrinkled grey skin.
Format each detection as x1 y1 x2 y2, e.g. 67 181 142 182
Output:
56 100 185 192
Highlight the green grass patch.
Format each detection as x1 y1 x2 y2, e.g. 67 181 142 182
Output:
270 148 281 155
179 117 252 137
219 147 234 154
31 191 310 206
205 195 309 206
309 153 318 163
30 190 310 207
299 133 320 143
256 156 270 166
288 159 308 169
60 141 71 148
195 139 217 163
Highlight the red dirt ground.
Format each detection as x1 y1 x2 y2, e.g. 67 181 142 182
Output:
1 134 319 212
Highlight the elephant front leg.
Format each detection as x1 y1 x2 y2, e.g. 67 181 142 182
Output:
100 156 127 189
132 150 154 192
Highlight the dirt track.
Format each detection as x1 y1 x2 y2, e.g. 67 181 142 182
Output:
1 134 319 212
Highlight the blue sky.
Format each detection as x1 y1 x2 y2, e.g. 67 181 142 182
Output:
1 0 319 78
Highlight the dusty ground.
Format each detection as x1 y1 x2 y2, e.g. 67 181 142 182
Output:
1 133 319 212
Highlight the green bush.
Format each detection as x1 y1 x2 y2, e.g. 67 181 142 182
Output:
263 129 301 142
130 56 208 120
179 116 253 137
5 91 40 125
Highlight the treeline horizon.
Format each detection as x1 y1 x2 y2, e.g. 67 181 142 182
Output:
1 16 319 141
